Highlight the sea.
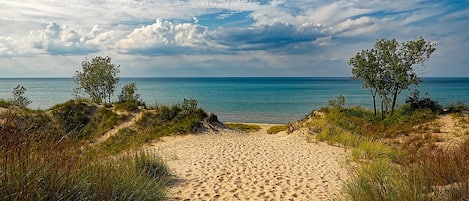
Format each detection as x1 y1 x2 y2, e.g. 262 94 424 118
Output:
0 77 468 124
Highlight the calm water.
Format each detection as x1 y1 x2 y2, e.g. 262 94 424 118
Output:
0 77 468 123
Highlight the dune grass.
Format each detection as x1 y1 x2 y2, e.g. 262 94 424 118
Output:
0 110 169 200
305 104 469 200
267 125 288 134
0 98 211 200
225 123 261 132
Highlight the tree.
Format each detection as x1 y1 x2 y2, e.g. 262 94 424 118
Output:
118 82 140 103
349 49 380 116
11 85 32 107
74 56 120 104
349 37 435 118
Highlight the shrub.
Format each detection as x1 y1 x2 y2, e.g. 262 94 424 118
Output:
405 91 442 113
118 82 140 103
267 125 288 134
225 123 261 132
10 85 32 107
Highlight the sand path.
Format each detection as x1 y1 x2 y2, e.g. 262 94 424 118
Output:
147 124 350 200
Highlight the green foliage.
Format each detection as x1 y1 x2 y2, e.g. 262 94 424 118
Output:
349 37 436 116
405 91 442 113
10 85 32 107
267 125 288 134
74 56 120 104
225 123 261 133
118 82 140 103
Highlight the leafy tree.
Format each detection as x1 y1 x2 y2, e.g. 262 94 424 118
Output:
11 85 32 107
118 82 140 103
349 49 380 116
349 37 435 118
74 56 120 104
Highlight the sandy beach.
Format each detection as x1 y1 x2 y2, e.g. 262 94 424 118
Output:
146 123 351 200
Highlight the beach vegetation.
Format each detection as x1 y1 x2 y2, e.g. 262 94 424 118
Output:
0 98 14 108
303 102 469 200
50 100 125 140
327 94 345 111
97 99 208 155
74 56 120 104
10 85 32 107
118 82 141 103
225 123 261 133
0 108 169 201
349 37 436 118
0 96 211 200
267 125 288 134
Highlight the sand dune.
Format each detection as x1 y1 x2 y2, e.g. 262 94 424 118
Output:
147 124 350 200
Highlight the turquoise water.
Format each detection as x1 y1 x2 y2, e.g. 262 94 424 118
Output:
0 77 468 123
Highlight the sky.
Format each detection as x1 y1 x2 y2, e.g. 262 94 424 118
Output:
0 0 468 77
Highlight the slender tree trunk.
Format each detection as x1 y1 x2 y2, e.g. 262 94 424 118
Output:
381 99 384 120
391 88 399 114
372 95 377 116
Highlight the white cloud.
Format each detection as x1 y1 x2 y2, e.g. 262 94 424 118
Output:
117 19 211 55
0 37 19 57
31 23 99 55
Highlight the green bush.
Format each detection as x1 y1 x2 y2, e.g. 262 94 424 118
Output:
225 123 261 132
405 92 442 113
267 125 287 134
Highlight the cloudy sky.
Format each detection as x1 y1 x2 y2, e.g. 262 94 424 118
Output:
0 0 468 77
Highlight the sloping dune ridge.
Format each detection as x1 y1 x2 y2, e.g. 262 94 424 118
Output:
146 124 351 200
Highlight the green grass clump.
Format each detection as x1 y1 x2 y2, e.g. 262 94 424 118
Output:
267 125 288 134
114 100 141 111
0 98 13 108
0 110 169 200
225 123 261 132
97 100 207 155
345 159 432 201
51 100 126 140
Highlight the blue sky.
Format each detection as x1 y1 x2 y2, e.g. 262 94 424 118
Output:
0 0 468 77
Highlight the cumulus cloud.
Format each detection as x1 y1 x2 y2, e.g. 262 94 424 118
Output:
31 23 99 55
0 37 19 57
117 19 211 55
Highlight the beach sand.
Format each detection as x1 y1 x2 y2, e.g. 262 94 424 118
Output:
146 123 350 200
